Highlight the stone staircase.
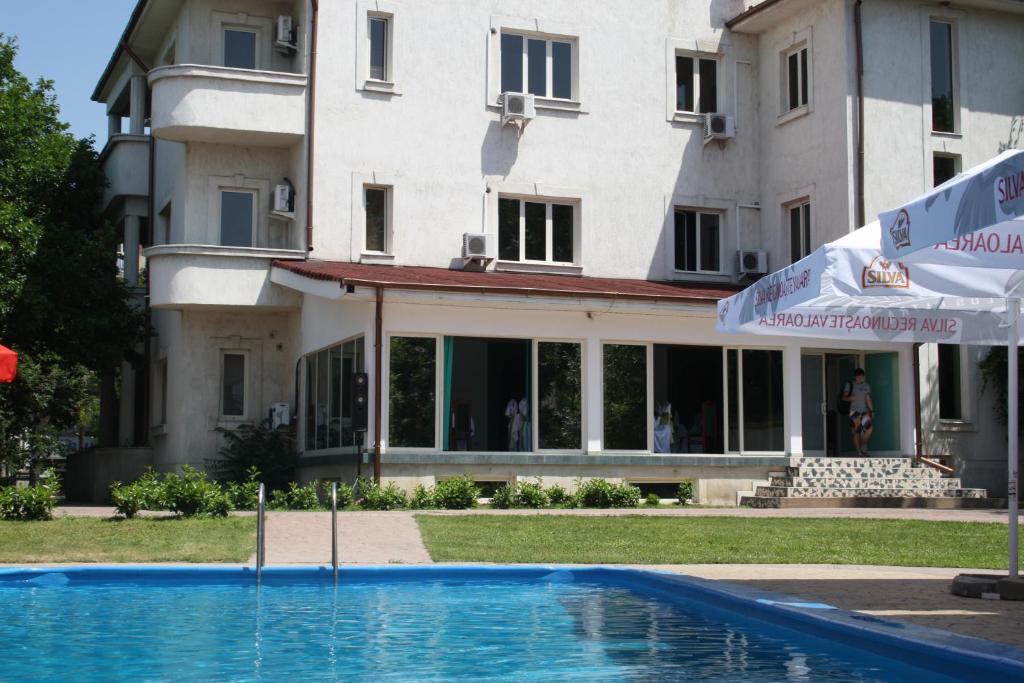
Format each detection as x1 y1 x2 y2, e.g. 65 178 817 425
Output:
740 456 993 508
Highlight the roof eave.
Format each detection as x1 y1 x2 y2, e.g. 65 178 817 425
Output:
91 0 149 102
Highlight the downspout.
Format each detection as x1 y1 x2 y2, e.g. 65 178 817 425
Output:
373 286 384 482
912 342 923 458
305 0 320 253
854 0 866 229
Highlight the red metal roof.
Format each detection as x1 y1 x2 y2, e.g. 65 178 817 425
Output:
272 260 740 304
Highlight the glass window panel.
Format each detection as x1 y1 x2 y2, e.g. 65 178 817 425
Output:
676 55 694 112
224 29 257 70
699 213 720 272
305 356 316 450
524 202 546 261
802 203 811 258
790 206 803 264
538 342 582 450
800 48 808 106
389 337 436 448
365 187 387 252
933 155 957 187
603 344 647 450
674 210 697 271
329 346 342 449
498 198 520 261
788 51 800 111
727 349 739 451
551 204 573 263
938 344 962 420
500 33 523 93
930 21 954 133
527 39 547 96
369 17 387 80
699 58 717 113
742 350 784 451
220 191 254 247
551 41 572 99
222 353 245 417
316 349 329 450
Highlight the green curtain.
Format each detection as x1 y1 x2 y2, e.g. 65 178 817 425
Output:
442 336 454 451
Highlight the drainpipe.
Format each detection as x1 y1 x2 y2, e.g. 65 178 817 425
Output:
912 342 923 458
854 0 866 229
373 286 384 482
305 0 320 253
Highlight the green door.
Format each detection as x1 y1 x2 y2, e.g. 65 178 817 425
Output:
864 352 900 453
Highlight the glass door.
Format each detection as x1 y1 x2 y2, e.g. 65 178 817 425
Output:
800 354 826 455
826 354 861 457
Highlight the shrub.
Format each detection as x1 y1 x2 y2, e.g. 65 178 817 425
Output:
110 481 145 518
574 478 640 509
515 479 548 509
490 482 515 509
0 471 60 520
408 484 436 510
432 475 480 510
162 465 230 517
133 468 166 510
645 492 661 507
357 477 407 510
677 480 695 505
269 481 324 511
545 484 572 508
332 482 355 509
211 420 297 492
225 467 261 511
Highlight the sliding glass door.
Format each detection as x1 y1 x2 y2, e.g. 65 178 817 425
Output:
724 348 785 453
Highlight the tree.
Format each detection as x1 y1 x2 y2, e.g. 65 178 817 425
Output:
0 35 147 479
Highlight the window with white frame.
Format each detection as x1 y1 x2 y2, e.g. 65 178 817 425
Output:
364 186 390 253
368 15 390 81
498 197 575 264
937 344 963 420
788 200 812 264
674 209 721 273
675 54 718 114
304 337 366 451
929 19 957 133
783 45 809 112
221 352 247 418
500 32 573 99
223 28 258 70
725 348 785 452
220 189 256 247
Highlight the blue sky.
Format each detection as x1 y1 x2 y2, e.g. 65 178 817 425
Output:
4 1 138 146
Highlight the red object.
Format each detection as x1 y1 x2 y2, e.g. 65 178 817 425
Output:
0 345 16 383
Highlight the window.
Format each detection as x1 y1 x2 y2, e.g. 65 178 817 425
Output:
784 46 809 112
500 32 573 99
220 190 255 247
221 353 246 418
937 344 963 420
537 342 582 450
933 154 958 187
930 20 955 133
389 337 436 448
304 338 366 451
603 344 647 450
224 28 257 70
726 349 784 452
675 55 717 113
365 186 389 253
368 16 389 81
789 201 812 263
498 197 575 264
674 209 721 273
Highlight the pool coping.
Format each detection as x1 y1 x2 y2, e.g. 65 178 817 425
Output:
2 563 1022 677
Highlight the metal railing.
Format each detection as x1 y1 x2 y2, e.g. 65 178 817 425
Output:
331 482 339 584
256 482 266 584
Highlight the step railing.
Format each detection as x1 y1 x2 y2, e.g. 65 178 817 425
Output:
331 482 339 584
256 482 266 584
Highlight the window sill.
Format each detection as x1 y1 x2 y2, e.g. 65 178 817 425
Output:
670 111 705 125
360 79 402 96
216 419 249 430
490 97 587 115
934 419 975 433
494 260 583 276
150 424 168 437
930 130 962 140
360 252 395 264
777 104 810 126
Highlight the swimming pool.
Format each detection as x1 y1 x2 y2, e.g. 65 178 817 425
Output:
0 565 1020 681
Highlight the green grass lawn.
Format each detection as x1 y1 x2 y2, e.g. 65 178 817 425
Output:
0 517 256 563
416 515 1020 569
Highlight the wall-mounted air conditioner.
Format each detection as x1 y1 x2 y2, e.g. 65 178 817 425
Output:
704 113 735 141
738 249 767 275
275 16 296 54
462 233 491 263
269 402 290 428
272 179 295 216
501 92 536 127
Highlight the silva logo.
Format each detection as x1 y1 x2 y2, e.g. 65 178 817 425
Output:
862 256 910 289
889 209 911 250
718 300 729 324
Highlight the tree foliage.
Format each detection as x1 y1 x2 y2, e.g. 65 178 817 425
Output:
0 35 147 478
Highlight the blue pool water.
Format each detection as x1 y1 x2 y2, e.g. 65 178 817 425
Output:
0 566 1020 682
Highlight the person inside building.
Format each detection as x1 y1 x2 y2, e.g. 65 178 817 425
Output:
843 368 874 456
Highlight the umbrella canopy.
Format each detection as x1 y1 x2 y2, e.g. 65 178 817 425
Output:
0 345 16 383
716 220 1024 345
880 149 1024 259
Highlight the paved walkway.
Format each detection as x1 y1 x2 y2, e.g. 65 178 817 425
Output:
260 511 432 565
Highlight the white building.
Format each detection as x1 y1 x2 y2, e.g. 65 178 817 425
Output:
83 0 1023 504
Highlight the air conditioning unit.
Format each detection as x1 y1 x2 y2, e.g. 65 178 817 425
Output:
462 233 490 260
269 402 290 429
704 113 735 141
501 92 536 126
738 249 768 275
275 16 296 53
272 182 294 214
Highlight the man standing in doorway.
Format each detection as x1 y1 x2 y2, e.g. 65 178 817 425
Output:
843 368 874 456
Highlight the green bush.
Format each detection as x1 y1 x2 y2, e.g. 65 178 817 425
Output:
490 482 515 509
269 481 324 511
133 468 166 510
545 484 572 508
110 481 146 518
357 477 407 510
574 478 640 509
0 471 60 520
162 465 230 517
332 482 355 509
645 492 661 507
225 467 261 511
432 475 480 510
515 479 549 509
408 484 436 510
677 480 695 505
211 420 297 492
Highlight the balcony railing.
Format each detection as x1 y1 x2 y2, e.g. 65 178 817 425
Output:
100 134 150 209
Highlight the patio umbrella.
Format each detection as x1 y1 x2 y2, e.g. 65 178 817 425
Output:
0 345 16 383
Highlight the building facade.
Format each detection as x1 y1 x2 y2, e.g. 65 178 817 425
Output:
89 0 1024 504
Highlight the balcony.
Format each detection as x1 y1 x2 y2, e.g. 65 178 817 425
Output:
100 134 150 209
145 244 305 309
148 65 307 147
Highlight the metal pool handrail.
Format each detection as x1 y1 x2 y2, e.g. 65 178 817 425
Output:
256 483 266 584
331 483 338 584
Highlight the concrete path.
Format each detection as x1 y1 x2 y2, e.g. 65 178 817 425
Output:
259 511 432 565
